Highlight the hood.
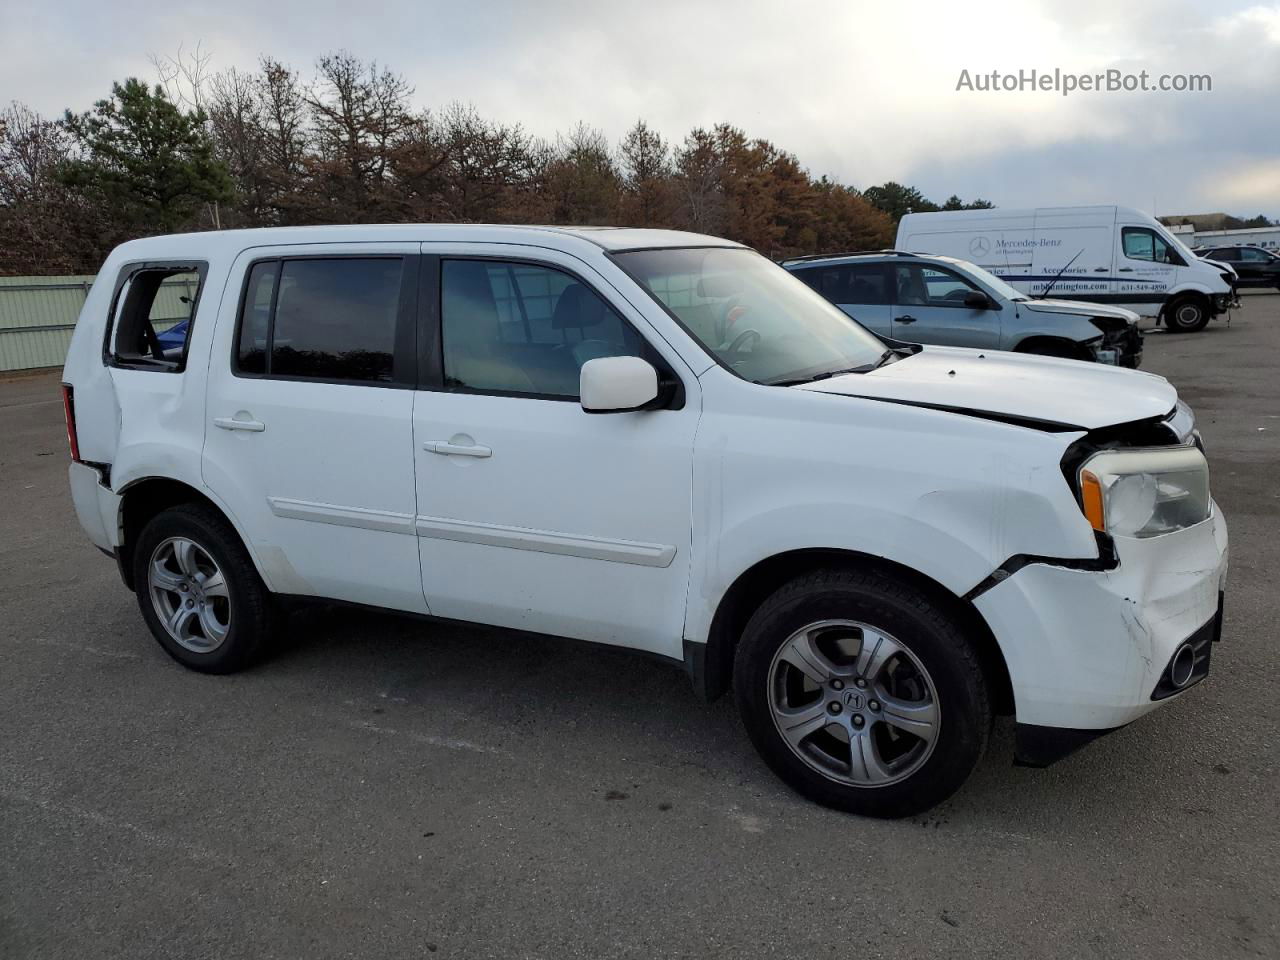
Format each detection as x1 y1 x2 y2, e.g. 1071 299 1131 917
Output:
1200 256 1237 279
1019 298 1140 324
798 345 1176 431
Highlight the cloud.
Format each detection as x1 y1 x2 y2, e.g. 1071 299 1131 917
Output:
3 0 1277 217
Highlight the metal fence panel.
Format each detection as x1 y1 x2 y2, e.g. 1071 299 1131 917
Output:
0 274 195 372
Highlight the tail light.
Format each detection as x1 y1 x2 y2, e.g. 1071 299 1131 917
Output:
61 383 80 463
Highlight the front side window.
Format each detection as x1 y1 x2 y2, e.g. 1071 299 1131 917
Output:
1122 228 1182 265
616 247 886 385
916 265 981 305
110 266 203 370
1239 247 1272 262
441 259 644 399
235 258 404 383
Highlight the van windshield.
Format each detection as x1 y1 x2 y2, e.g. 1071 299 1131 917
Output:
614 247 888 385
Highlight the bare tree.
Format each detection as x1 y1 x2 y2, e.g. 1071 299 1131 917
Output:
151 41 215 113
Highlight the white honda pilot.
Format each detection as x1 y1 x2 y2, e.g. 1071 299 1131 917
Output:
63 225 1228 817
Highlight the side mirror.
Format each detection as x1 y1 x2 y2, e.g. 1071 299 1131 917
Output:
580 356 659 413
963 291 993 309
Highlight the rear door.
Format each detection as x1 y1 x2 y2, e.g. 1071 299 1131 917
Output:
202 244 428 614
794 262 893 335
889 263 1001 348
1236 247 1273 284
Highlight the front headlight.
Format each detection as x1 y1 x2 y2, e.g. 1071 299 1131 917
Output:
1078 446 1210 539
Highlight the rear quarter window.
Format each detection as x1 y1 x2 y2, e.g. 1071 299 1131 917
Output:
106 264 206 371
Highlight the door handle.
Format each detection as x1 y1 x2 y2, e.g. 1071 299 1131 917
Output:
1094 267 1108 272
1118 267 1134 273
896 315 918 324
423 440 492 458
213 415 266 432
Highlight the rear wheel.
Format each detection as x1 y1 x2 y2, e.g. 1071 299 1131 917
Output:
133 504 274 673
1163 295 1210 332
733 568 990 818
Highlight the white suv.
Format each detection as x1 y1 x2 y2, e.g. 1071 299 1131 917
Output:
63 225 1228 817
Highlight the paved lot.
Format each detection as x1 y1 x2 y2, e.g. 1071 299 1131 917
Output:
2 295 1277 959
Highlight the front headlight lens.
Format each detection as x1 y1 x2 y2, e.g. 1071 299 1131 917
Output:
1078 446 1210 539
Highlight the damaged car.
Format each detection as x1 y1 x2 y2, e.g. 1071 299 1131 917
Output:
62 225 1225 817
786 250 1144 367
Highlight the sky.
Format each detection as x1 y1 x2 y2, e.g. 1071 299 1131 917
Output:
2 0 1277 219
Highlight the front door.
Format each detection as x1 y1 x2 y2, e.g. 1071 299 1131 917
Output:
411 247 700 658
1115 225 1179 317
202 245 427 614
890 263 1001 348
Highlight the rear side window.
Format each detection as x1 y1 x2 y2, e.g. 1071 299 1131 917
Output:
235 258 407 384
794 264 889 305
109 266 204 371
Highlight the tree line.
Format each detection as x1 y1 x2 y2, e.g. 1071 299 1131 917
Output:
0 49 996 276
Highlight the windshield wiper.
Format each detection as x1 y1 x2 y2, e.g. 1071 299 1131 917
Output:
766 351 895 386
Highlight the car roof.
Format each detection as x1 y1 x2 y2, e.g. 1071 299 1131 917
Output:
106 224 744 262
782 251 953 268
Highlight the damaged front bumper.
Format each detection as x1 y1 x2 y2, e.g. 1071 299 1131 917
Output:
974 502 1228 764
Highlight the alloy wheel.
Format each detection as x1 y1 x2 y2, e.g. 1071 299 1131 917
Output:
767 619 940 787
147 537 232 653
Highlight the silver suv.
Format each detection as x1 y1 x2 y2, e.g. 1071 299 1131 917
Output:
785 251 1143 367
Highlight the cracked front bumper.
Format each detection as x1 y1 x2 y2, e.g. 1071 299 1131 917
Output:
975 502 1228 733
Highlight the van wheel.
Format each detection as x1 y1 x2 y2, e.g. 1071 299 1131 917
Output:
133 504 274 673
733 568 990 818
1163 295 1209 332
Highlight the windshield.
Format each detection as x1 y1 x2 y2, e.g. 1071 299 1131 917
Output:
614 247 887 384
1160 228 1199 263
944 259 1027 301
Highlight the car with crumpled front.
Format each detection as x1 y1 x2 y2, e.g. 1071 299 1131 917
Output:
62 224 1225 818
785 251 1143 366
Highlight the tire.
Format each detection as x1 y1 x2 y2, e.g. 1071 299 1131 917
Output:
733 568 990 818
133 503 275 673
1163 295 1210 333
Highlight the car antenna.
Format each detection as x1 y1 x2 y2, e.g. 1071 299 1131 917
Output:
1037 248 1084 299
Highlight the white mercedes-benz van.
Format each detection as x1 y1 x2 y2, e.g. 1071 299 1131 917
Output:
897 206 1238 332
63 225 1228 817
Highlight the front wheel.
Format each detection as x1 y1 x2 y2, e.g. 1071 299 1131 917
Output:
1163 295 1210 332
734 568 990 817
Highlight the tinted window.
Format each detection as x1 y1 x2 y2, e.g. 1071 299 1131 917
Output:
236 261 277 375
799 264 889 305
112 267 203 369
1239 247 1271 262
845 264 890 304
442 260 644 399
236 258 404 383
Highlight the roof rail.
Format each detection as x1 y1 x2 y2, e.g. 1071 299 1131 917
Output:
779 249 921 265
